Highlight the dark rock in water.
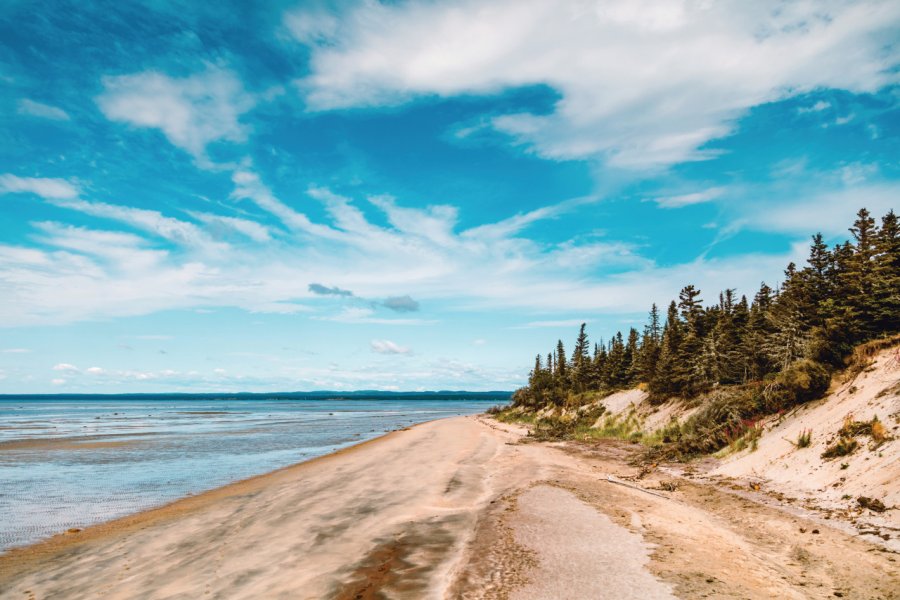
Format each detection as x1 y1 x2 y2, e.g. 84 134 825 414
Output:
857 496 887 512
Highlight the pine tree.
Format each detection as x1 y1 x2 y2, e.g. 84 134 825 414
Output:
637 304 662 382
650 302 682 397
678 285 703 330
555 340 567 381
713 289 744 384
513 208 900 411
804 233 832 323
744 282 775 380
570 323 590 391
605 332 627 388
845 208 879 340
873 210 900 333
624 328 640 384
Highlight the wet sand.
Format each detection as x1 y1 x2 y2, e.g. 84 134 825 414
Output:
1 415 897 599
0 436 140 451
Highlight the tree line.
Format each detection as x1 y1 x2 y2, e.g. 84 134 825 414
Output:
515 208 899 408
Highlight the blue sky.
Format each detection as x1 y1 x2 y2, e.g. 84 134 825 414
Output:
1 0 898 393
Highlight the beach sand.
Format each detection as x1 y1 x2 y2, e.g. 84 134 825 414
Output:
0 415 897 599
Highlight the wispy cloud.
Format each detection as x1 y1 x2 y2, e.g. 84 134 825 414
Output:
0 166 814 327
516 319 590 329
18 99 70 121
96 67 254 166
0 174 78 199
370 339 411 355
798 100 831 114
653 187 726 209
189 211 272 242
319 308 435 326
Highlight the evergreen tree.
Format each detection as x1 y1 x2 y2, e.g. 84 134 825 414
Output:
605 332 627 388
555 340 568 381
678 285 703 330
650 302 682 396
713 289 744 384
845 208 879 340
637 305 662 382
570 323 591 391
744 282 775 380
512 207 900 411
624 328 640 384
873 210 900 333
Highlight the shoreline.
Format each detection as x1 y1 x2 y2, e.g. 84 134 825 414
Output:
0 420 415 577
2 414 897 599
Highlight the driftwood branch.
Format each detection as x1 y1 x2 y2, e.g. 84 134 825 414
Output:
603 475 671 499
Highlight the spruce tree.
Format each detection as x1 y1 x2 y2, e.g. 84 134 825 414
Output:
873 210 900 333
571 323 590 391
624 328 640 384
845 208 879 340
555 340 567 381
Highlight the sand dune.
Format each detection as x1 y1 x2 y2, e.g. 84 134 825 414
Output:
1 415 897 599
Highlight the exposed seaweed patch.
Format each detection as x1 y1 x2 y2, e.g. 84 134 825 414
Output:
332 517 461 600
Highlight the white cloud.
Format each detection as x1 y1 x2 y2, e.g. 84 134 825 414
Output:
2 348 31 354
96 67 254 164
370 339 412 355
654 187 725 209
834 113 855 126
517 319 590 329
52 363 79 372
188 211 272 242
292 0 900 169
43 198 228 254
18 99 70 121
798 100 831 114
0 174 78 199
320 307 434 326
741 181 900 236
51 378 66 386
0 168 826 328
85 367 105 375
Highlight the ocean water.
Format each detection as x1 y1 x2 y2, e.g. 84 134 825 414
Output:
0 395 504 552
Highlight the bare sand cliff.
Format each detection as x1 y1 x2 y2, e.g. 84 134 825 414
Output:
0 410 897 599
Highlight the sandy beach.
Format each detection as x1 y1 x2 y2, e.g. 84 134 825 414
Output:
1 415 897 599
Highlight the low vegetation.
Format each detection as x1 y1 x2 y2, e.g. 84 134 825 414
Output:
822 437 858 459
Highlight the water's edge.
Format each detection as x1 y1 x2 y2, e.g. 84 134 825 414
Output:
0 397 504 551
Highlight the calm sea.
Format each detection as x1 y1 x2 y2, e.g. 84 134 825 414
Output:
0 395 505 552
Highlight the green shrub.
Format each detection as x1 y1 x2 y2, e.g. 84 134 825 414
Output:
821 437 858 459
795 428 812 448
762 359 830 412
661 387 758 458
526 403 607 441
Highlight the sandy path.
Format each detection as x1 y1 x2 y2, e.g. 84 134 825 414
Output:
510 485 674 599
1 415 897 599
